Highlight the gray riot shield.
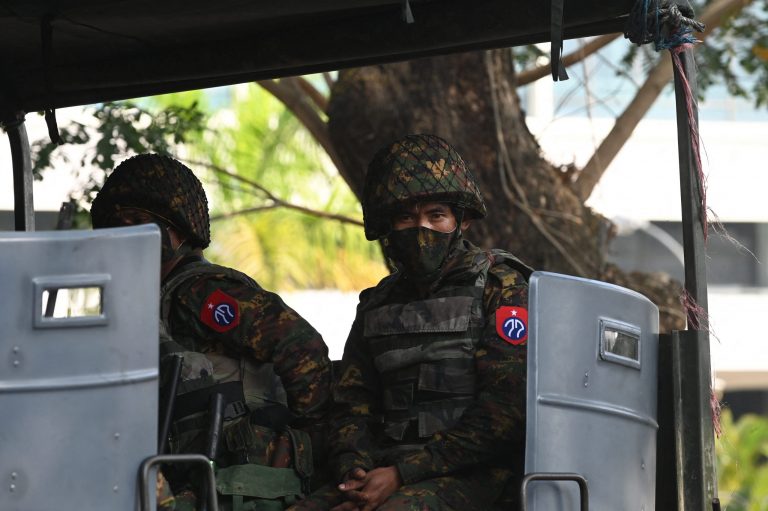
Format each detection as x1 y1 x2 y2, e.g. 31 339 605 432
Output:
0 224 160 511
523 271 659 510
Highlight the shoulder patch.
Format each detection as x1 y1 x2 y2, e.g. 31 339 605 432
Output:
200 289 240 333
496 306 528 345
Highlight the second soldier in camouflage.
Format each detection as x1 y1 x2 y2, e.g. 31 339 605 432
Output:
292 134 532 511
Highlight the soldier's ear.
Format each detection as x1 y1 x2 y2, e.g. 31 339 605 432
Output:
460 219 472 231
167 226 188 250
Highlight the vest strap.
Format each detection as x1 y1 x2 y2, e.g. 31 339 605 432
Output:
173 381 247 421
364 295 475 336
373 337 475 373
287 427 314 482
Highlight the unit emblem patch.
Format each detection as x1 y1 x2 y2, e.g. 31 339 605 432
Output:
200 289 240 333
496 306 528 345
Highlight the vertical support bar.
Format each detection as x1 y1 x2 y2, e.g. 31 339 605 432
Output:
5 114 35 231
672 331 717 510
671 47 717 510
655 334 678 510
674 52 708 316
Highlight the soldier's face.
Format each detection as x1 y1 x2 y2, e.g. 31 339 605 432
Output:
104 207 187 263
391 202 470 233
107 206 155 227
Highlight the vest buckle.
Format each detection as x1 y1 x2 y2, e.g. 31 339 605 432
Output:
224 400 248 420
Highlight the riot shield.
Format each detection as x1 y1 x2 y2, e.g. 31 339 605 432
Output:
523 271 659 510
0 225 160 511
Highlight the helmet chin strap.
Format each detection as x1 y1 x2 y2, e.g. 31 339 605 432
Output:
159 220 192 263
450 207 466 250
455 208 465 235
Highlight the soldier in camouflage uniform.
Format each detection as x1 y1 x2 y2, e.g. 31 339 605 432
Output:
291 134 532 511
91 153 332 511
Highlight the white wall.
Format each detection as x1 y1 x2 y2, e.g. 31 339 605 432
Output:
527 112 768 391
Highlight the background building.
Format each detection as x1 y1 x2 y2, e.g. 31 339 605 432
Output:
525 39 768 416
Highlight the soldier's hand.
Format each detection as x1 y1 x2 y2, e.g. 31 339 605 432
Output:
341 466 402 511
338 467 368 492
329 468 368 511
330 468 368 511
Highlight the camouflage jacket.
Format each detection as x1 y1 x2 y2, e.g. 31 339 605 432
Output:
329 240 531 485
163 256 332 422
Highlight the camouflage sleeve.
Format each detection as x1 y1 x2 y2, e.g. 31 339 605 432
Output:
169 273 331 419
327 313 380 481
395 263 528 484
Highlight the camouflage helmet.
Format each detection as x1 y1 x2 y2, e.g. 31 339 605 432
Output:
362 134 486 240
91 154 211 248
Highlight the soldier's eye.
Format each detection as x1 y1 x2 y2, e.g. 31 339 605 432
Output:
429 210 447 220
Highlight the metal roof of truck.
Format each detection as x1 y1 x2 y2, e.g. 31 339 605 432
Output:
0 0 631 113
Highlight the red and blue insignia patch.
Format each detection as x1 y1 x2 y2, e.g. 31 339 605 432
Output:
200 289 240 333
496 306 528 345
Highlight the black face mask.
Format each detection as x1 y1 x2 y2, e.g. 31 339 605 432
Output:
385 226 458 283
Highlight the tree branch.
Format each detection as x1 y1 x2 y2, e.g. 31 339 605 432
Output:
185 158 364 227
257 78 349 179
574 0 753 201
517 33 621 86
210 203 363 226
296 76 328 113
210 205 278 221
323 72 335 90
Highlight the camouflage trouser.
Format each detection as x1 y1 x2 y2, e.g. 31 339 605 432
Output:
287 468 512 511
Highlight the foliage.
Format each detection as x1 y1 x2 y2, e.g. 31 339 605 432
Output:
31 85 386 291
527 0 768 114
717 409 768 510
31 99 206 209
511 44 547 69
697 0 768 107
201 84 386 291
620 0 768 106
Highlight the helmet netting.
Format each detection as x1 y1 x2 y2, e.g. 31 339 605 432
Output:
362 134 486 240
91 154 211 248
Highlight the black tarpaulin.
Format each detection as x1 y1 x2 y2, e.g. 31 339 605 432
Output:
0 0 632 114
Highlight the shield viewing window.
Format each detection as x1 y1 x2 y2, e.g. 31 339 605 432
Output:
599 319 641 369
33 275 110 328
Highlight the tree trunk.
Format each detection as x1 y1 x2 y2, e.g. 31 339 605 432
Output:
329 49 606 276
327 48 685 332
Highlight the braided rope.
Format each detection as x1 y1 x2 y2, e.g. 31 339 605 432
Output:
625 0 705 50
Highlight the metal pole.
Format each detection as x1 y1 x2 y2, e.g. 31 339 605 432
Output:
158 354 184 454
4 113 35 231
671 46 717 510
655 334 678 510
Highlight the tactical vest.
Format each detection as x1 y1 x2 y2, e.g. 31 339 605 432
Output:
160 261 312 510
362 247 531 447
160 261 288 414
